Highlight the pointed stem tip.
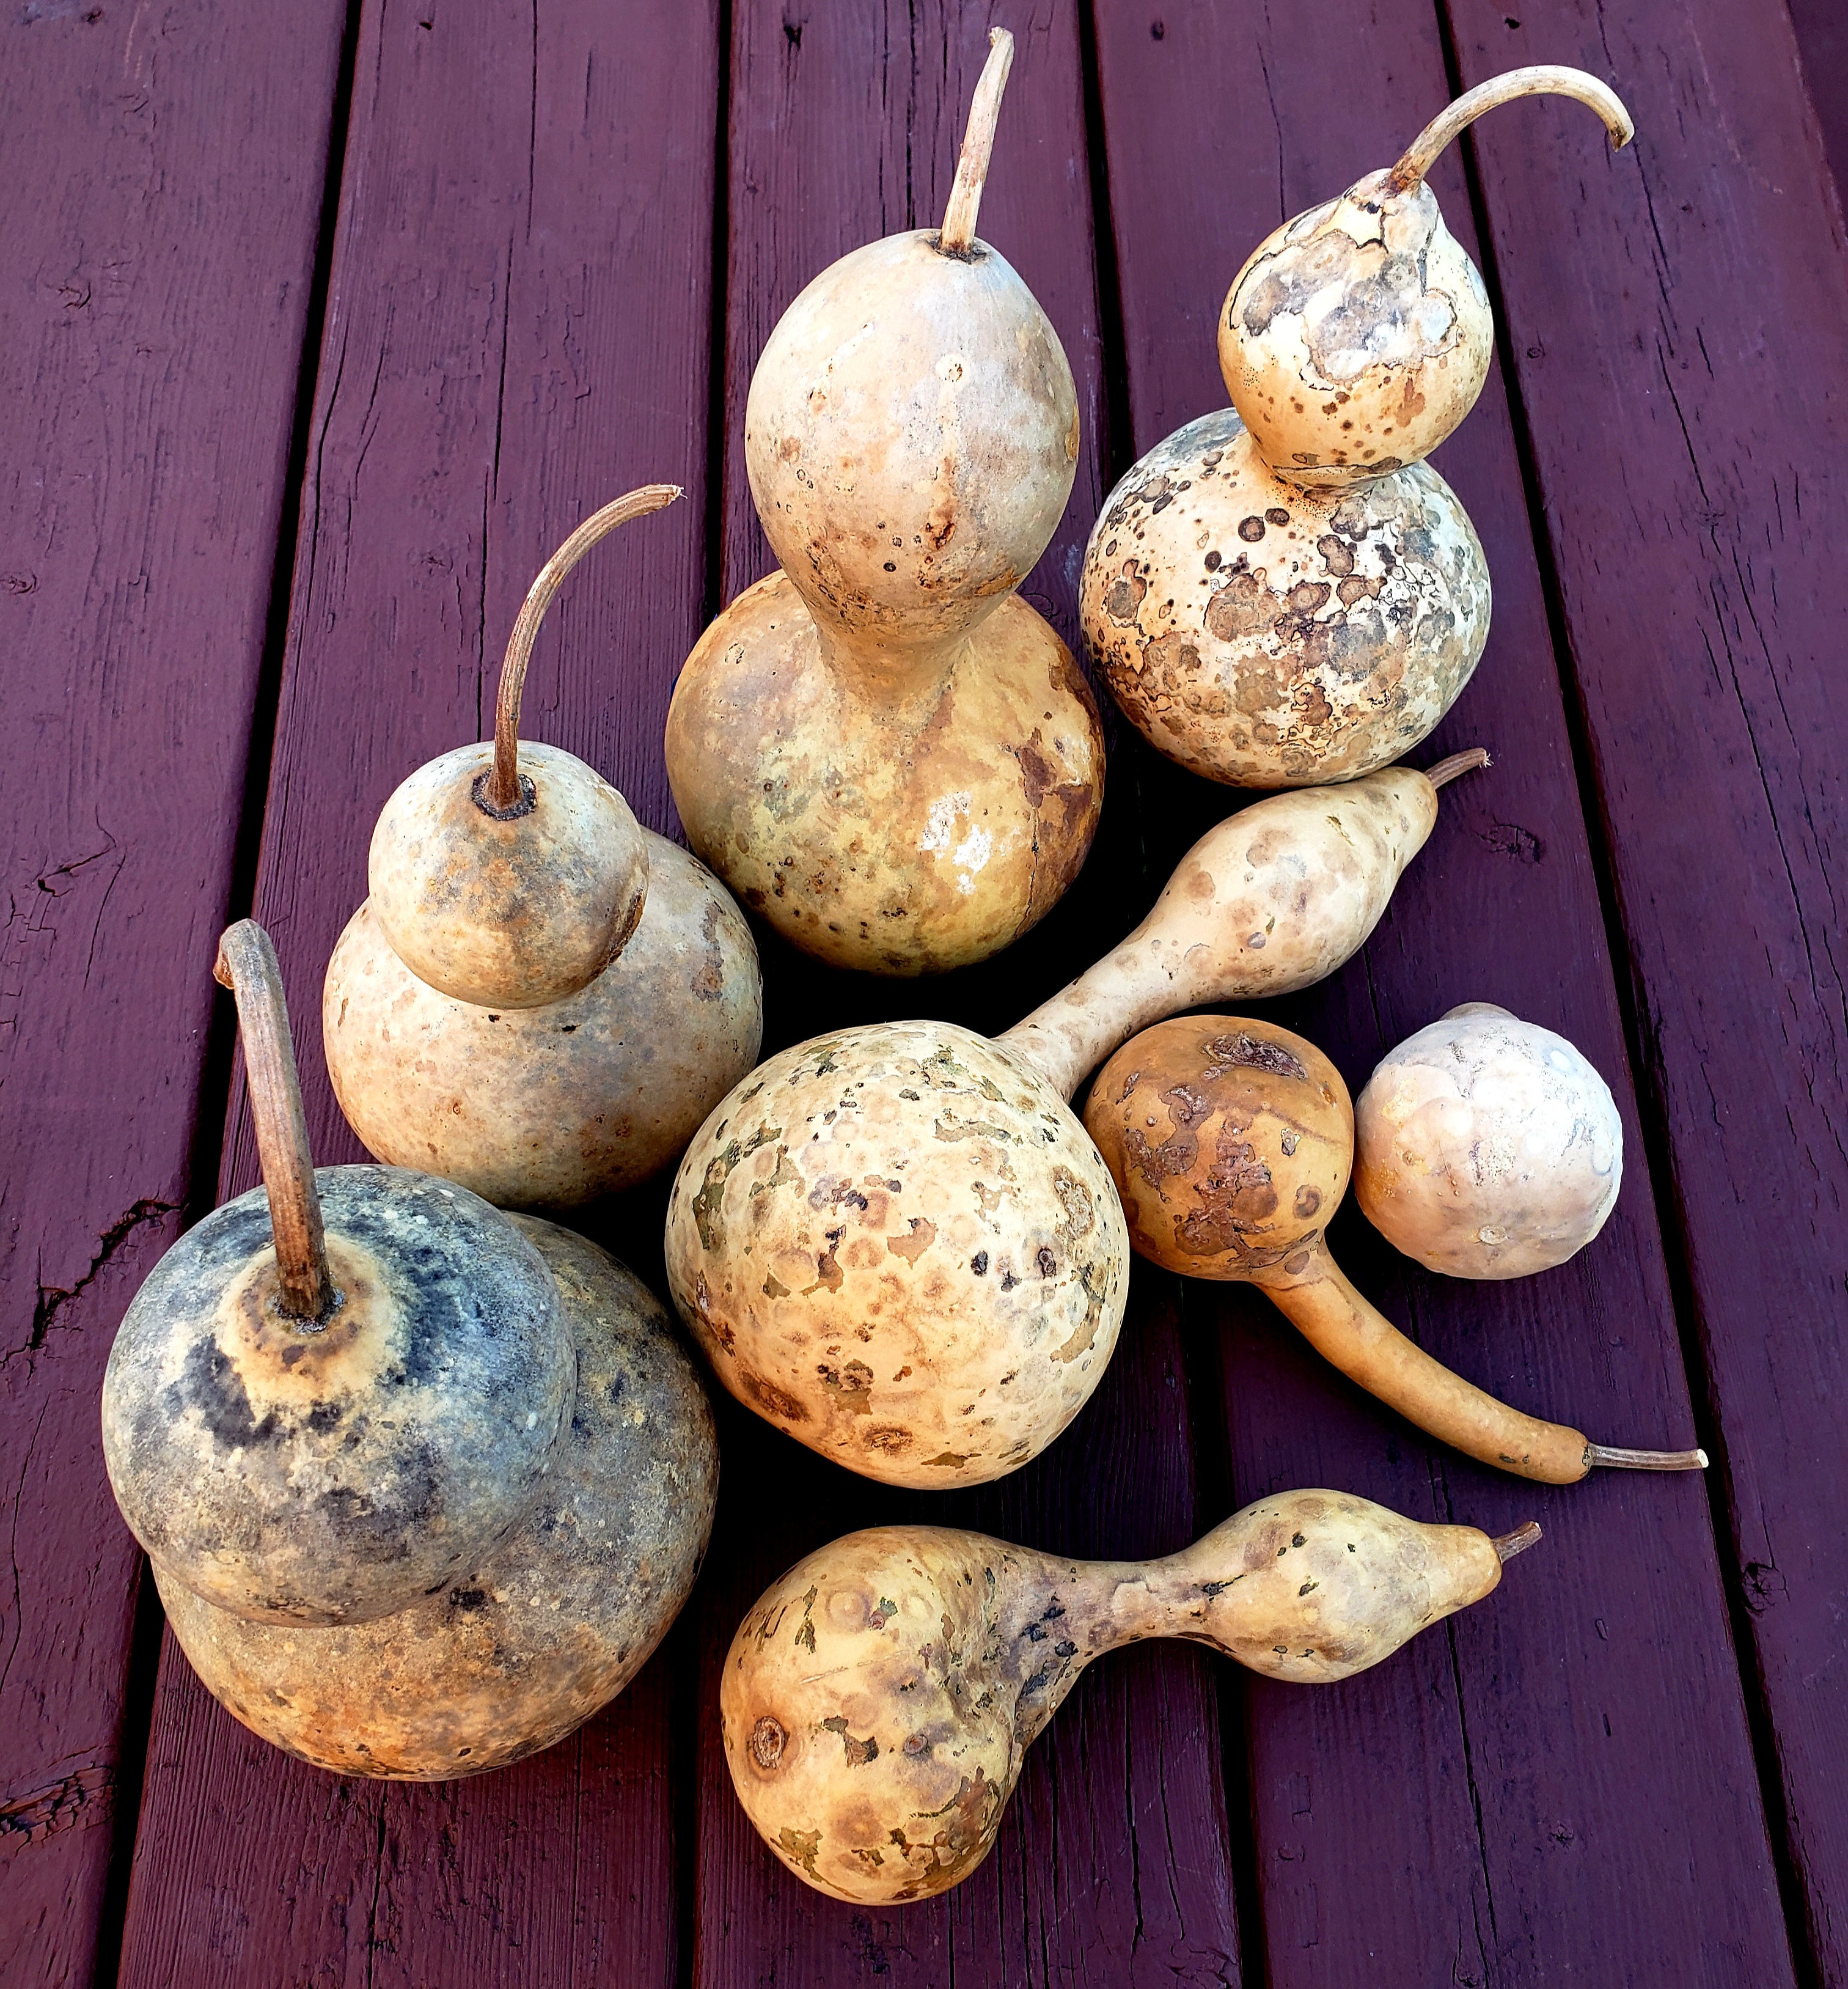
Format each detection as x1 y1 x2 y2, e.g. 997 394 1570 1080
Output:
1492 1521 1543 1563
1426 746 1491 790
213 921 334 1326
1585 1443 1709 1472
1386 65 1635 197
485 483 683 814
938 27 1014 256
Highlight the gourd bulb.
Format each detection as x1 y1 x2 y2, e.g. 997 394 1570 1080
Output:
1355 1002 1624 1279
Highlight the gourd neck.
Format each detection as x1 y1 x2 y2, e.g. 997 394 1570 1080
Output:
810 615 964 717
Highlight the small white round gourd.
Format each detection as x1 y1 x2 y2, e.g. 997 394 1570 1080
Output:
1354 1002 1622 1279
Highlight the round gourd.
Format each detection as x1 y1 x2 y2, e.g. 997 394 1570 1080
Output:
101 924 571 1625
1077 407 1489 787
667 759 1475 1485
156 1218 717 1778
369 486 678 1009
666 31 1103 974
1220 68 1634 486
326 831 763 1210
1354 1001 1623 1278
722 1493 1539 1902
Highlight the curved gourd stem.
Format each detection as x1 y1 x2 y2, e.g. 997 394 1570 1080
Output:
1493 1521 1543 1562
1385 65 1634 197
1253 1245 1704 1483
481 483 682 816
213 921 334 1325
937 28 1014 256
1426 746 1491 788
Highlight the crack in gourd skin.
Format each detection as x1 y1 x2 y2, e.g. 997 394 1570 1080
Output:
1220 171 1492 487
324 833 763 1210
100 1166 571 1625
664 1023 1128 1488
156 1219 718 1778
669 575 1102 976
721 1493 1506 1903
1079 408 1489 789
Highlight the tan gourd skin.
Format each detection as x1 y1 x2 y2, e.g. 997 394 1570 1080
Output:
1084 1014 1706 1483
101 925 572 1627
1220 67 1634 485
369 487 679 1008
666 31 1103 975
326 831 763 1211
722 1490 1536 1903
156 1219 717 1780
1079 408 1489 789
1355 1001 1624 1278
664 759 1476 1488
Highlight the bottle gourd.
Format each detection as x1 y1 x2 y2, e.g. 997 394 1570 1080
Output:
1079 67 1632 789
1083 1013 1704 1483
667 755 1482 1487
326 488 765 1209
667 29 1104 975
724 1490 1539 1902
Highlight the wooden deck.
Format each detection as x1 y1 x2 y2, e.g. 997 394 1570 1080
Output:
3 2 1844 1982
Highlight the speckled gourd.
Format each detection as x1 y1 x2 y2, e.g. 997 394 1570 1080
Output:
665 754 1480 1487
666 29 1104 975
156 1218 718 1779
1355 1001 1624 1278
1083 1012 1703 1483
722 1490 1539 1902
101 923 572 1627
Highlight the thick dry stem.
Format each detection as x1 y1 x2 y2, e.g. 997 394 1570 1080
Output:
1385 65 1634 196
1586 1442 1709 1471
1493 1521 1543 1562
1426 746 1491 789
937 28 1014 255
484 483 681 814
213 921 333 1325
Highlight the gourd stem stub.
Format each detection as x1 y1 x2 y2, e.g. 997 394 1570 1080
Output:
1385 65 1634 196
213 921 334 1325
1492 1521 1543 1562
1426 746 1491 790
937 27 1014 255
1584 1442 1710 1472
484 483 683 814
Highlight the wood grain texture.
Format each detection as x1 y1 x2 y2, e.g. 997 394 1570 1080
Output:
112 2 719 1982
690 6 1242 1983
1090 1 1794 1982
0 7 347 1980
1442 0 1848 1974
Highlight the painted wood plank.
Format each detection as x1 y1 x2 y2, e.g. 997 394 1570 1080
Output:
1788 0 1848 213
1089 2 1795 1982
112 3 720 1982
691 5 1244 1982
1442 0 1848 1975
0 6 348 1980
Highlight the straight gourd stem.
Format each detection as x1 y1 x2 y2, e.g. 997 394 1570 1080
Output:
1384 65 1634 196
483 483 681 815
1427 746 1491 789
213 921 334 1325
937 28 1014 255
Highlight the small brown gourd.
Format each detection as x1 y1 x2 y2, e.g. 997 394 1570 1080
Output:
666 29 1104 975
1083 1013 1704 1483
100 924 572 1625
723 1490 1538 1902
1221 68 1634 485
157 1218 718 1778
666 756 1480 1487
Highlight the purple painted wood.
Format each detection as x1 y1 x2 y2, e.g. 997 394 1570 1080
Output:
1788 0 1848 215
689 6 1243 1983
112 2 719 1981
1443 0 1848 1973
0 7 346 1980
1090 1 1794 1981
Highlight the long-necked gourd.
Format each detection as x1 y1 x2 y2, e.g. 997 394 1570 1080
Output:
326 490 765 1209
1079 68 1631 789
1355 1002 1624 1278
157 1218 718 1778
666 755 1481 1486
724 1490 1538 1902
101 923 572 1625
1082 1013 1704 1483
666 29 1104 976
